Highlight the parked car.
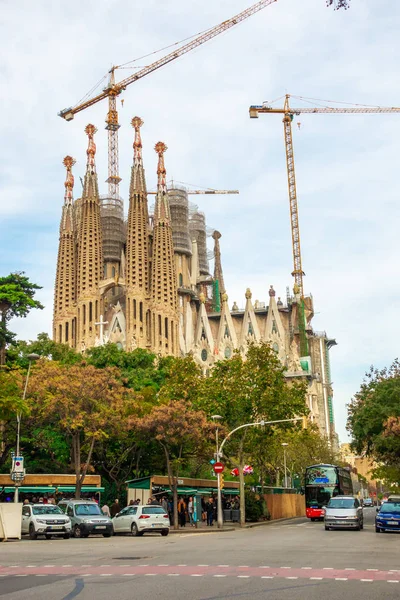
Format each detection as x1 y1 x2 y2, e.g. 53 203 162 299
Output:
58 500 113 538
363 498 373 507
324 496 363 531
22 504 71 540
375 501 400 533
113 505 170 537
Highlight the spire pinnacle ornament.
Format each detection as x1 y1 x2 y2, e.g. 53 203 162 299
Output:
85 124 97 173
131 117 144 166
63 156 76 205
155 142 167 195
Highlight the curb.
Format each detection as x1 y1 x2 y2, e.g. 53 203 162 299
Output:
168 516 305 534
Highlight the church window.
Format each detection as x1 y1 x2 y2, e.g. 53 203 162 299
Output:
248 321 254 336
201 349 208 362
179 273 183 287
59 324 62 343
224 347 232 359
133 300 137 319
224 325 230 338
65 322 69 342
201 326 206 340
83 304 86 325
89 302 93 323
165 318 168 339
273 342 279 353
272 319 278 334
112 267 116 278
139 302 143 322
158 315 162 335
104 264 107 278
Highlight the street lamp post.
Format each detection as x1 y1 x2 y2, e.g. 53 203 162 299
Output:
216 417 303 528
282 443 289 488
14 353 39 503
211 415 223 529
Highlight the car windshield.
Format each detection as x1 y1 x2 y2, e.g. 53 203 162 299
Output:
327 498 355 509
142 507 167 515
75 504 102 516
32 506 63 515
380 502 400 514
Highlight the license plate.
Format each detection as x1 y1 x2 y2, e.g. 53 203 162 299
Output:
151 523 156 527
95 526 107 529
390 521 399 525
50 525 63 529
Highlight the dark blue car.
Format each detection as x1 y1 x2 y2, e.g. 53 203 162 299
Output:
375 501 400 533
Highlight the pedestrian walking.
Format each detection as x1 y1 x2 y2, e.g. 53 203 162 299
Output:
161 496 168 513
110 499 120 517
102 503 111 517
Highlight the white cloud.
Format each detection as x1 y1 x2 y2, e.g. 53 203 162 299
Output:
1 0 400 443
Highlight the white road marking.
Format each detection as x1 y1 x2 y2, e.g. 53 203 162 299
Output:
302 567 312 570
191 574 203 577
286 576 298 579
323 568 334 570
281 566 291 569
198 564 208 567
167 573 180 576
310 577 323 580
43 565 55 567
261 576 274 579
35 575 47 577
388 580 400 583
145 573 157 576
345 568 355 571
260 566 270 568
62 565 72 568
360 579 373 582
214 574 226 578
100 574 112 577
367 569 378 572
238 575 250 578
158 564 169 567
218 565 229 567
335 578 348 581
177 564 187 567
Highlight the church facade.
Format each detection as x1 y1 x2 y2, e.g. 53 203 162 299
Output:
53 118 338 443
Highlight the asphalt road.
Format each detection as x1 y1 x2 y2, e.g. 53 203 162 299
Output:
1 507 399 600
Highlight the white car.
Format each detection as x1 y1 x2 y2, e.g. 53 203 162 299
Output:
113 505 170 537
22 504 72 539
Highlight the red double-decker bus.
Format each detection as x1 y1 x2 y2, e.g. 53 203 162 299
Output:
305 464 353 521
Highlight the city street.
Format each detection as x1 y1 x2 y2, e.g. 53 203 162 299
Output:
1 508 399 599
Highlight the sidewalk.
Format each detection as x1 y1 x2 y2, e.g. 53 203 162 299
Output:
169 516 303 534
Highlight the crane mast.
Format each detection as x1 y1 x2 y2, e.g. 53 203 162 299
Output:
249 95 400 356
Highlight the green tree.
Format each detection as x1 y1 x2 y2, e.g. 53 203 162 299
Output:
6 332 81 367
0 368 26 467
347 360 400 486
29 361 137 498
198 343 308 525
0 273 44 365
135 400 216 529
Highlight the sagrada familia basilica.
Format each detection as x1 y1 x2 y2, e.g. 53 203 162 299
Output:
53 118 338 444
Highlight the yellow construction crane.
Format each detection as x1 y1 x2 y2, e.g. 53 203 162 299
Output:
249 94 400 355
59 0 349 201
59 0 279 201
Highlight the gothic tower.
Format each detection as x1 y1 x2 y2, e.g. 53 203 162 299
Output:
125 117 151 350
150 142 179 355
53 156 77 347
76 124 103 350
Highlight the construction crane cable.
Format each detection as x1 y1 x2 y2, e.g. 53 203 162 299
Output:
73 73 109 110
291 94 388 109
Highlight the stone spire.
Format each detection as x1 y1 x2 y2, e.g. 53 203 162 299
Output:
76 124 103 348
151 142 178 355
125 117 151 349
212 230 225 311
53 156 77 346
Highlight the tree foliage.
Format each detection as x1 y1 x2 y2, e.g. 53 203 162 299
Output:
135 399 216 528
29 361 137 498
347 360 400 486
0 272 44 365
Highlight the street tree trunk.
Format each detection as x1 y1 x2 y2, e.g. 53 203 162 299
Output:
239 437 246 527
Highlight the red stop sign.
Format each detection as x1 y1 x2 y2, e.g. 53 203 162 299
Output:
213 462 224 473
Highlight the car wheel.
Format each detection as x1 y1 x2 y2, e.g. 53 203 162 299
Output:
311 518 315 522
63 533 70 539
45 534 52 540
161 530 169 536
131 523 140 537
74 525 83 538
29 524 37 540
375 526 381 533
103 533 112 537
324 526 330 531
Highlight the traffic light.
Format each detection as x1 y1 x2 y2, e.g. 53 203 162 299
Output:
220 474 225 490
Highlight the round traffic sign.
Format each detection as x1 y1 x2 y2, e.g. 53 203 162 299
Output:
213 462 224 473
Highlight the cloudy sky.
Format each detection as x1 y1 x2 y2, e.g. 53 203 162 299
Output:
1 0 399 442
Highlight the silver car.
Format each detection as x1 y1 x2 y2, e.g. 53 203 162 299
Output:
324 496 363 531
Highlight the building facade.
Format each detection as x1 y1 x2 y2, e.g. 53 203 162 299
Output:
53 119 337 441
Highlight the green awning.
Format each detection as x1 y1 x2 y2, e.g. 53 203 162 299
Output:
57 486 104 492
127 477 151 490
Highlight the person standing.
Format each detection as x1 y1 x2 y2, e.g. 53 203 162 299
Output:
161 496 168 513
102 503 111 517
178 497 186 527
188 497 195 527
206 497 215 526
110 499 120 517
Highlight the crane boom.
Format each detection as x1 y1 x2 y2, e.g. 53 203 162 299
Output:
59 0 277 121
148 189 239 195
250 94 400 356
